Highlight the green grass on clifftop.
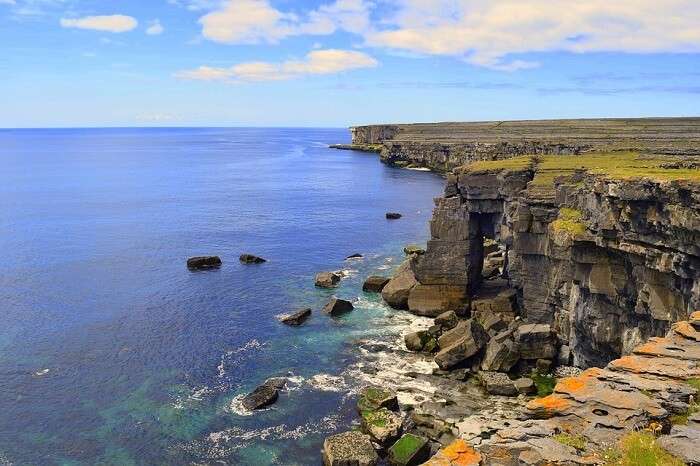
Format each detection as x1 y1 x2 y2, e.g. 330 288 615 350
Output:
601 432 684 466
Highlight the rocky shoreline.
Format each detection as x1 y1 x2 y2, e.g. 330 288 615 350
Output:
321 121 700 465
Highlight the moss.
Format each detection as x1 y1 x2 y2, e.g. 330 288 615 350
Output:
462 155 534 174
554 433 587 451
670 378 700 425
550 207 587 238
390 434 425 464
601 432 685 466
687 378 700 391
531 372 556 397
361 409 390 428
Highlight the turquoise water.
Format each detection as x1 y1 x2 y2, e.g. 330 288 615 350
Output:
0 128 444 465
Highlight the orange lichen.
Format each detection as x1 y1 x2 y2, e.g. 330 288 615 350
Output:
424 439 482 466
609 355 647 373
527 394 570 412
690 311 700 321
556 377 586 393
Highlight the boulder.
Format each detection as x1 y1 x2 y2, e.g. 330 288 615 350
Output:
279 308 311 326
516 324 558 360
363 276 390 293
536 359 553 373
388 433 430 466
316 272 341 288
434 320 489 370
434 311 459 331
322 431 379 466
690 311 700 330
514 377 537 395
187 256 222 270
407 284 469 317
322 297 354 316
361 408 403 446
239 254 266 264
658 426 700 466
479 371 518 396
403 245 426 256
386 212 403 220
404 331 437 353
382 261 418 310
480 337 520 372
346 253 364 260
241 377 286 410
481 314 508 335
357 386 399 413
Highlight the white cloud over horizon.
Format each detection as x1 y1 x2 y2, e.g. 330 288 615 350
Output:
175 49 378 82
60 14 138 33
146 19 164 35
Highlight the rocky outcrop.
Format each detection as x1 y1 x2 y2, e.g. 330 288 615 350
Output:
322 297 354 316
239 254 266 264
279 308 311 326
363 276 390 293
341 118 700 173
322 431 379 466
186 256 222 269
241 377 286 410
316 271 341 288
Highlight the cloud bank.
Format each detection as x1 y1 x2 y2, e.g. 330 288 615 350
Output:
60 15 138 33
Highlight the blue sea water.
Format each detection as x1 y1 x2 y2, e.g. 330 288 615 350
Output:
0 128 444 465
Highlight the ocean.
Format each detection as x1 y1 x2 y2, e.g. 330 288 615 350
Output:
0 128 444 465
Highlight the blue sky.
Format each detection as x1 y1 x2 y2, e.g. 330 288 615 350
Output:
1 0 699 127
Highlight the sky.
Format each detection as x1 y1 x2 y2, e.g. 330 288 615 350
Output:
1 0 699 127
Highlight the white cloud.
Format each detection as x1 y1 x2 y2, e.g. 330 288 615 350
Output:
365 0 700 71
0 0 17 5
146 19 164 35
60 15 138 33
198 0 371 44
175 49 378 82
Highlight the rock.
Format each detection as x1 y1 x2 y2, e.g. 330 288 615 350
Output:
322 431 379 466
516 324 558 360
480 337 520 372
316 272 341 288
346 253 364 259
690 311 700 330
483 238 500 256
481 314 508 335
557 345 571 366
407 284 469 317
239 254 266 264
358 386 399 413
658 426 700 465
514 377 537 395
480 371 518 396
422 439 482 466
382 261 418 310
241 378 286 410
361 408 403 445
434 311 459 331
186 256 222 270
405 331 431 352
279 308 311 326
322 297 354 316
386 212 403 220
363 276 390 293
388 433 430 466
434 320 489 370
403 245 426 256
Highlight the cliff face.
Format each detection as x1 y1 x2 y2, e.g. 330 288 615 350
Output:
410 154 700 367
349 118 700 173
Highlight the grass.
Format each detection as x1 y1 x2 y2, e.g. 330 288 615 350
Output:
550 207 587 238
554 433 587 451
461 155 534 173
531 371 557 397
601 432 684 466
390 433 425 463
670 378 700 425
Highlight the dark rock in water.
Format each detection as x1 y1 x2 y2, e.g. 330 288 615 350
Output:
322 431 379 466
315 271 341 288
357 386 399 413
403 245 426 256
242 377 286 410
382 261 418 310
187 256 222 270
479 371 517 396
346 253 364 260
386 212 403 220
279 308 311 326
322 297 354 316
239 254 266 264
363 276 390 293
388 433 430 466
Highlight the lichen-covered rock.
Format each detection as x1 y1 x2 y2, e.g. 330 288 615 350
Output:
388 433 430 466
480 371 517 396
361 408 403 446
357 386 399 413
322 431 379 466
422 439 482 465
316 271 341 288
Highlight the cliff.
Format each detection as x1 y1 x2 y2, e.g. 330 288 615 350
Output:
346 118 700 173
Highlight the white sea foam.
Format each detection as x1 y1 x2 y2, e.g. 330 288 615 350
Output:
34 369 49 377
228 394 256 417
306 373 346 392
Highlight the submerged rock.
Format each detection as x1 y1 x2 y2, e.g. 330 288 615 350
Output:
346 253 364 260
186 256 222 270
279 308 311 326
315 272 341 288
239 254 266 264
322 431 379 466
322 297 354 316
241 377 286 410
363 276 390 293
386 212 403 220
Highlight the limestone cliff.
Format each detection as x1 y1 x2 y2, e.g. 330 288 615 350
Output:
346 118 700 173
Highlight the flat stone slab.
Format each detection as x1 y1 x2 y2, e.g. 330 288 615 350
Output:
323 431 379 466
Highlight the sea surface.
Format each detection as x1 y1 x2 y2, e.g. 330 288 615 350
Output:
0 128 444 465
